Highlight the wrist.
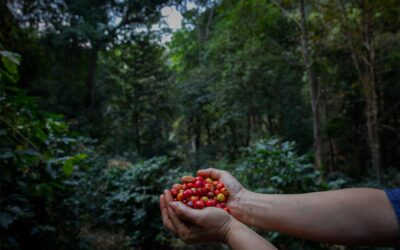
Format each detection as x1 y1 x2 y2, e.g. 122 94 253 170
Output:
229 189 255 224
224 218 245 245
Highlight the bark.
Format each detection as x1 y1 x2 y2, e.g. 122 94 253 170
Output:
190 118 201 168
133 95 141 154
362 2 381 181
204 6 215 41
336 0 362 79
323 91 336 173
336 0 381 181
327 136 335 172
228 122 238 159
194 120 201 152
189 118 201 151
299 0 323 169
267 114 274 135
246 113 252 147
85 48 98 110
206 120 212 146
364 72 381 181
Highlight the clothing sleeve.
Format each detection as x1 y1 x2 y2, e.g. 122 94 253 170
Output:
385 188 400 225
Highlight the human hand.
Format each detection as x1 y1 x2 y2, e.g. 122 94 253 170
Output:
196 168 248 218
160 189 235 244
160 189 277 250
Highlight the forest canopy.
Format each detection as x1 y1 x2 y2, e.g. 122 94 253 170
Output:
1 0 400 249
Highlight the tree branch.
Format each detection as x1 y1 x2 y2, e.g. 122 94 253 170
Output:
269 0 301 29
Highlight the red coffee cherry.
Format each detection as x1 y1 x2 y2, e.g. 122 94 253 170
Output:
168 174 230 213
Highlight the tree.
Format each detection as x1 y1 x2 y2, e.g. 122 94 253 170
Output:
312 0 400 180
8 0 172 111
98 37 176 157
169 0 311 166
299 0 324 169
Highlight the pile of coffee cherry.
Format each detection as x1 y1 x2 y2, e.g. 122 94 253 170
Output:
170 175 230 213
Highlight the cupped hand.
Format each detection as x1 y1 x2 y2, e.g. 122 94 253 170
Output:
196 168 248 216
160 189 235 244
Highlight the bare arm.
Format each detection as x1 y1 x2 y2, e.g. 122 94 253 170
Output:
226 219 276 250
197 168 399 246
234 188 399 246
160 190 276 250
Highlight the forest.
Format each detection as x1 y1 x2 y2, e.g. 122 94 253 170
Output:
1 0 400 249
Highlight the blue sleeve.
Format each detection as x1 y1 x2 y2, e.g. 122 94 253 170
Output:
384 188 400 225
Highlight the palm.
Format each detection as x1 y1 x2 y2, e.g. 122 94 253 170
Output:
220 173 244 199
197 168 247 208
160 190 233 243
186 207 231 242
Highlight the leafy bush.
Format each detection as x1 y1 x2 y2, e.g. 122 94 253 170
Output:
221 138 328 194
216 138 342 250
78 156 185 249
0 50 94 249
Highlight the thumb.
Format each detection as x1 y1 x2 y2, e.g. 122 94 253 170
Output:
197 168 223 180
169 202 199 224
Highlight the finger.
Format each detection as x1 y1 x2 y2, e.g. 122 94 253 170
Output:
169 201 200 224
197 168 223 180
181 176 195 183
166 203 189 236
164 189 174 203
164 190 188 226
160 195 177 234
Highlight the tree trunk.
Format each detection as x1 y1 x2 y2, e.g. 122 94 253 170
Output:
267 114 274 135
299 0 323 169
364 74 381 181
85 48 98 110
229 122 238 159
206 120 212 146
204 6 215 41
190 118 201 168
362 1 381 182
336 0 381 181
327 136 335 172
194 120 201 152
133 96 141 154
246 113 252 147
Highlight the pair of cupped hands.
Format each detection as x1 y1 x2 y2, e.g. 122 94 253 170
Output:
159 168 247 244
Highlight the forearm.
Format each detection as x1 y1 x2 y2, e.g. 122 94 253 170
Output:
233 188 399 246
226 220 277 250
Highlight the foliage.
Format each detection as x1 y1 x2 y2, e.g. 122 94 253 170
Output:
80 157 184 249
96 37 176 157
216 138 335 249
0 50 94 249
168 0 312 168
1 0 400 249
226 138 327 194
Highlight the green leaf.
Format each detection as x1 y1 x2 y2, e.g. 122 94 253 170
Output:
0 151 14 159
62 159 74 176
0 212 13 229
1 56 18 75
61 154 87 176
73 153 88 161
0 51 21 65
34 128 48 143
33 183 53 197
0 50 21 83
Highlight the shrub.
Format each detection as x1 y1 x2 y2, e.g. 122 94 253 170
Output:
0 50 94 249
79 156 185 249
224 138 328 194
216 138 340 250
